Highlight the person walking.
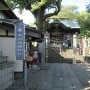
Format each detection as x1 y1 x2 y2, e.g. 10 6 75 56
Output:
33 49 38 65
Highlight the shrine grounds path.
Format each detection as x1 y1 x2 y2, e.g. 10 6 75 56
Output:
6 63 90 90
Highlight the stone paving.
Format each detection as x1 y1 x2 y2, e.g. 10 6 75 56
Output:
71 63 90 90
5 63 90 90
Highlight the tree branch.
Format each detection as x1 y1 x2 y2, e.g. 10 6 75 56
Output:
44 0 61 20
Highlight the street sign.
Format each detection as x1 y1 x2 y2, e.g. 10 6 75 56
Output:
15 22 25 60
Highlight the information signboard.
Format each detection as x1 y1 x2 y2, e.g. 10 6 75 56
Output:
15 23 25 60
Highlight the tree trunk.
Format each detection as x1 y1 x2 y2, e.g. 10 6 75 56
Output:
33 8 45 30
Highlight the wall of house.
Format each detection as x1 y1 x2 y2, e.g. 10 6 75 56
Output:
0 26 14 36
0 27 6 35
0 37 23 72
8 30 14 35
0 12 6 19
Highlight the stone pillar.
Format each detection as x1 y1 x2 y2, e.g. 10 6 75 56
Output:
73 34 77 64
44 31 50 63
83 36 87 62
41 41 45 63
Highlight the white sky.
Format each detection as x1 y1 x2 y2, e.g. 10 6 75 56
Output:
61 0 89 11
13 9 35 25
13 0 89 24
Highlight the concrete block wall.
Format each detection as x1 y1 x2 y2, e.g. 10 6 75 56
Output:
61 48 84 62
0 65 14 90
0 37 23 72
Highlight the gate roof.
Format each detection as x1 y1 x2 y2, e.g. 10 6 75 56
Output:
48 19 80 33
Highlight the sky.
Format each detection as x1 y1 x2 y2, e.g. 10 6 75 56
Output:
14 0 89 25
61 0 89 11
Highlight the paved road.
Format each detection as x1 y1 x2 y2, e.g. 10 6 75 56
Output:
6 63 90 90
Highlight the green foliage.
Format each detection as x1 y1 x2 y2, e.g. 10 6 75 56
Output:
31 0 47 12
77 12 90 38
59 5 78 18
51 5 79 19
5 0 26 13
5 0 60 12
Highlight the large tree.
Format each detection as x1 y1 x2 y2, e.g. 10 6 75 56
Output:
5 0 62 30
77 12 90 38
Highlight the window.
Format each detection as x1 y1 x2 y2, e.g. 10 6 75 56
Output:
6 30 8 36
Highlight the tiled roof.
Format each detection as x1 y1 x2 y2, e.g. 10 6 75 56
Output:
0 0 18 19
48 19 80 29
60 19 80 29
